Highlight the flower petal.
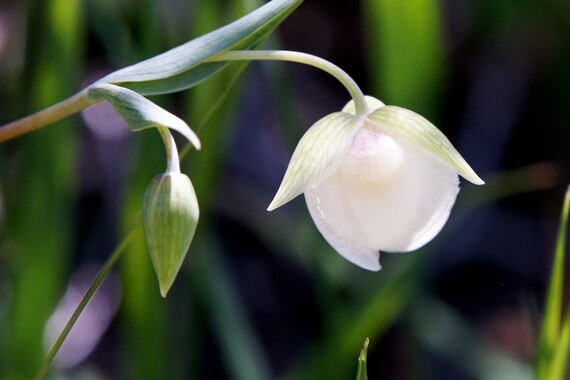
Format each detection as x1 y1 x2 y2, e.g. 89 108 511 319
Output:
304 122 460 270
267 112 363 211
367 106 484 185
341 95 385 115
305 187 382 271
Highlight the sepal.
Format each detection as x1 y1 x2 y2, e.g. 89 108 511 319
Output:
267 112 363 211
367 106 484 185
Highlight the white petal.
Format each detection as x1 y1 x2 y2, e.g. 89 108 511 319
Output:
304 122 459 270
305 187 382 271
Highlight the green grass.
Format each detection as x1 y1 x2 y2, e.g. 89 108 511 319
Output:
536 186 570 380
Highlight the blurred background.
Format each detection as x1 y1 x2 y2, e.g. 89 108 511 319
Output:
0 0 569 379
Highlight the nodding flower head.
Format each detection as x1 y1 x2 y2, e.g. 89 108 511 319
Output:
268 96 484 271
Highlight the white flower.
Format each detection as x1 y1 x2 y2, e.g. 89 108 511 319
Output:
268 96 484 271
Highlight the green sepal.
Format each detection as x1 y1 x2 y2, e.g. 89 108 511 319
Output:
142 173 200 297
367 106 484 185
88 83 200 149
268 112 363 211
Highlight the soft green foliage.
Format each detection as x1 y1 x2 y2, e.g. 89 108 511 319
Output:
363 0 443 115
99 0 303 95
0 0 84 378
536 187 570 380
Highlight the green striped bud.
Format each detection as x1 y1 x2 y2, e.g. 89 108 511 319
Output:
142 172 199 297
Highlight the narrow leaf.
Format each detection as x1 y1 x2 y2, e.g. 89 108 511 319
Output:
88 83 200 149
551 311 570 380
267 112 362 211
98 0 302 92
367 106 484 185
355 338 369 380
536 186 570 379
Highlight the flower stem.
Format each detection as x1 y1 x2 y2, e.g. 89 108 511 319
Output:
34 223 138 380
206 50 369 116
157 127 181 173
0 90 98 142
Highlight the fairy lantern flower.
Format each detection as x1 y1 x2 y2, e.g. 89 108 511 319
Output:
268 96 484 271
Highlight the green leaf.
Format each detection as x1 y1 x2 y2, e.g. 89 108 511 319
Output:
88 83 201 149
550 312 570 380
367 106 484 185
97 0 303 95
355 338 369 380
536 186 570 379
124 62 230 96
267 112 362 211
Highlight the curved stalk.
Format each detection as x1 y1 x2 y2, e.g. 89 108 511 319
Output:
0 90 98 142
34 223 138 380
206 50 369 116
157 127 181 173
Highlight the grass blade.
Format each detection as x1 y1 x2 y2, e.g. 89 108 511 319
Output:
355 338 369 380
536 186 570 379
550 311 570 379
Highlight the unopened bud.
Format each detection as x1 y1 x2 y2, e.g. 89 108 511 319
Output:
142 172 199 297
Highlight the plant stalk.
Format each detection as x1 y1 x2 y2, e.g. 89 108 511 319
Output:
34 224 138 380
0 90 98 142
207 50 369 116
157 127 181 173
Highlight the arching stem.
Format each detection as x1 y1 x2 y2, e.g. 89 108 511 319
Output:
157 127 181 173
0 90 97 142
206 50 369 116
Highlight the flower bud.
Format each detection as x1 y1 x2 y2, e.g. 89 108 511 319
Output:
142 172 199 297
